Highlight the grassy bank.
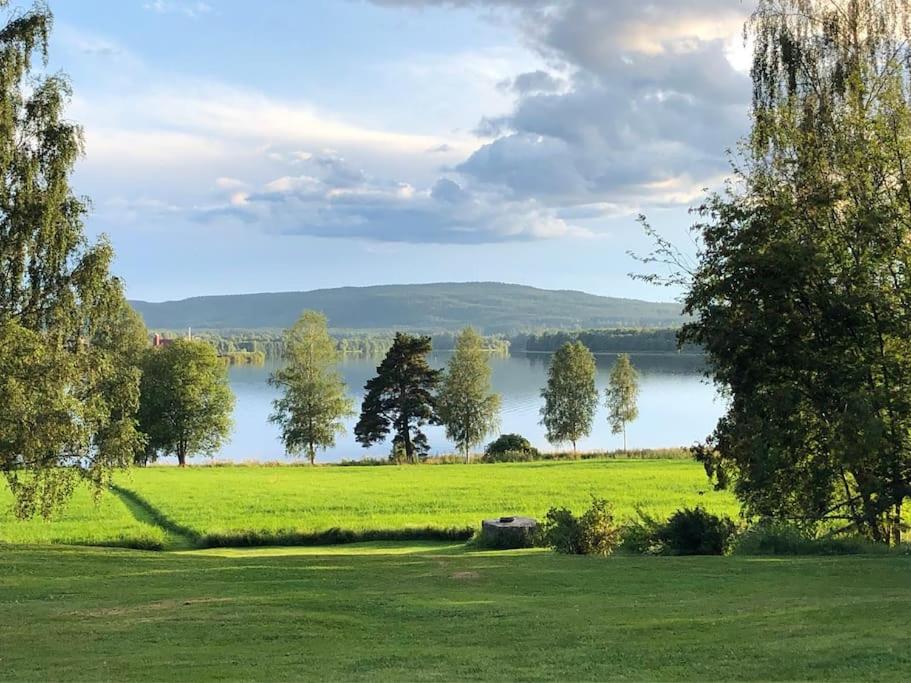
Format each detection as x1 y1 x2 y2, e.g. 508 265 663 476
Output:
2 543 909 681
0 485 166 550
115 460 738 548
0 460 736 549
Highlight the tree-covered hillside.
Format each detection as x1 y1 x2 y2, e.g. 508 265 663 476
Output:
131 282 683 333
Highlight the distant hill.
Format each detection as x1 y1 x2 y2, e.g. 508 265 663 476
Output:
130 282 684 334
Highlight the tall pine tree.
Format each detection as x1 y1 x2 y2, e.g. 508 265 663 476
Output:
355 333 441 463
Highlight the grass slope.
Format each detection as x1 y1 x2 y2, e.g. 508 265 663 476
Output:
130 282 684 332
0 486 165 550
2 544 909 681
111 460 738 548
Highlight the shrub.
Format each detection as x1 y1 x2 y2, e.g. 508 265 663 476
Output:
655 507 736 555
618 507 664 555
543 497 621 555
733 520 889 556
483 434 539 462
578 498 623 555
543 507 583 553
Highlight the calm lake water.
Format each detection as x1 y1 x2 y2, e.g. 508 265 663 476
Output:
215 352 724 463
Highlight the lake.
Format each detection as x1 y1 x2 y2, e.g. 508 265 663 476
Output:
215 352 724 463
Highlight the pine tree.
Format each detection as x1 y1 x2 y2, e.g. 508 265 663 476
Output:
269 311 354 465
605 354 639 452
540 341 598 454
355 333 441 463
438 327 501 462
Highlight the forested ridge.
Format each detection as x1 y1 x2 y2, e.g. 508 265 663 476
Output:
131 282 684 333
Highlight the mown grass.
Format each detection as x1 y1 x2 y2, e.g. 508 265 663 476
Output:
1 543 909 681
0 485 165 550
111 460 738 548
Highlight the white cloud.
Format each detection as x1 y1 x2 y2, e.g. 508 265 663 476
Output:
143 1 213 18
196 153 584 243
370 0 754 214
72 1 757 245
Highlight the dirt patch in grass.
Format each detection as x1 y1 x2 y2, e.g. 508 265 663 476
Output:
450 571 481 580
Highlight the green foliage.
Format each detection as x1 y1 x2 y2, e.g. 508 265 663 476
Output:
165 329 510 362
0 2 143 517
640 0 911 544
605 353 639 451
542 507 582 553
733 520 890 557
137 339 235 466
654 507 737 556
543 497 622 555
524 328 698 354
482 434 540 462
437 327 501 461
355 333 442 462
218 350 265 366
618 507 665 555
540 341 599 452
269 311 355 464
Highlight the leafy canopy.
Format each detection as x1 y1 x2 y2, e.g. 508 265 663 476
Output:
137 339 235 466
540 341 599 453
269 311 354 464
437 327 501 462
0 1 144 516
605 354 639 450
662 0 911 543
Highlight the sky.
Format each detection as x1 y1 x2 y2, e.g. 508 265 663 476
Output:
20 0 755 302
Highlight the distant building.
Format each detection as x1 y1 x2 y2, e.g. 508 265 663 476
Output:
152 333 174 348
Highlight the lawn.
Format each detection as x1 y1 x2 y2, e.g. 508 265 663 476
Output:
1 543 909 681
111 460 739 547
0 485 166 549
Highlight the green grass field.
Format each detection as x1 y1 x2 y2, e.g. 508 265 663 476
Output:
0 485 166 549
2 460 909 680
115 460 739 547
0 460 739 549
2 543 909 681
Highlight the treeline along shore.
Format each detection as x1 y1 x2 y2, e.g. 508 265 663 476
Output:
153 327 700 365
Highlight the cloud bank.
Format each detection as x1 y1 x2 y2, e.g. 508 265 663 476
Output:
77 0 754 245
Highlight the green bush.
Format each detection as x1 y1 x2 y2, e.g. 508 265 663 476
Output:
618 507 664 555
483 434 539 462
543 507 583 553
655 507 736 555
733 520 889 556
543 498 621 555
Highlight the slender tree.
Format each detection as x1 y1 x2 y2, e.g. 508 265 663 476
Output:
640 0 911 543
355 333 442 463
605 354 639 452
0 1 144 517
438 327 501 462
137 339 234 466
269 311 354 465
540 341 599 454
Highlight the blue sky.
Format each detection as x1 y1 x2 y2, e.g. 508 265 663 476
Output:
24 0 753 302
